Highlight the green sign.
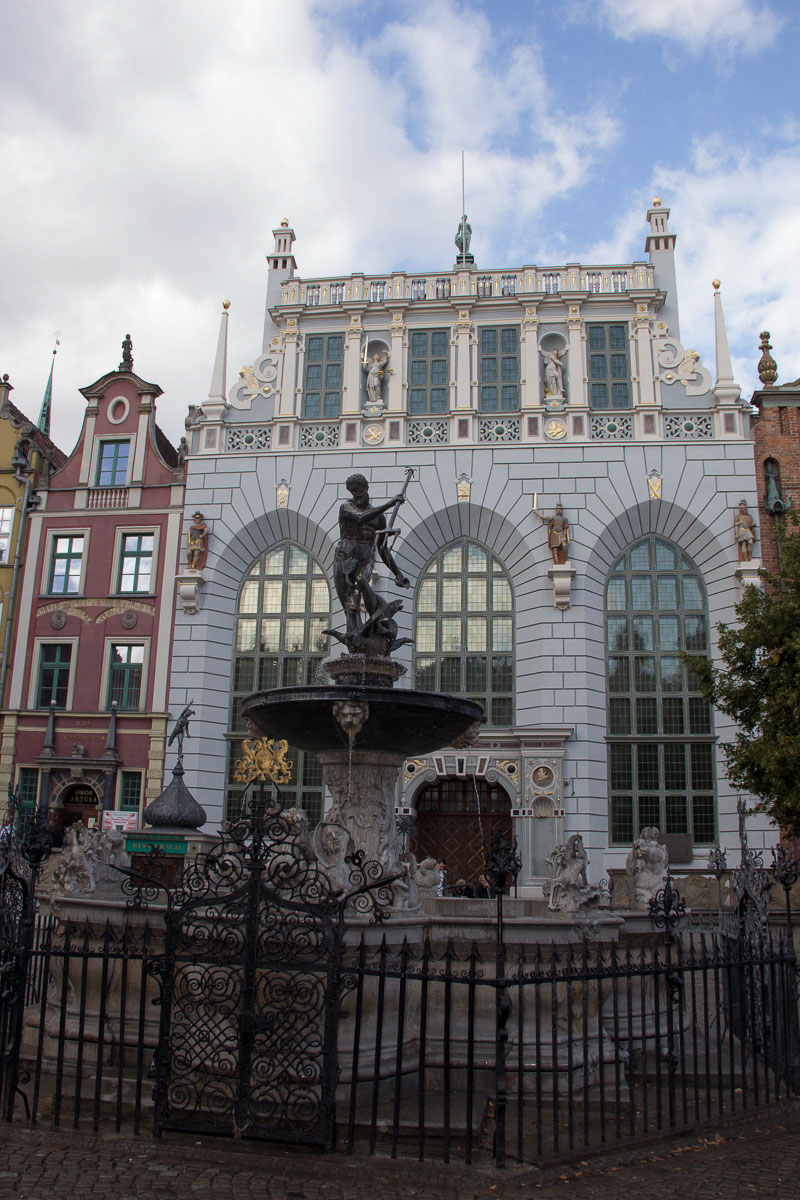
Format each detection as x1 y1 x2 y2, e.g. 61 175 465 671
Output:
125 833 187 857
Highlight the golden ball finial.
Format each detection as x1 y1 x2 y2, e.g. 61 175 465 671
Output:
280 218 289 228
652 196 662 206
712 280 720 291
222 300 231 310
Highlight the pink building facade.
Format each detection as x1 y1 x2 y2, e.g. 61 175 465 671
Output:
2 354 184 831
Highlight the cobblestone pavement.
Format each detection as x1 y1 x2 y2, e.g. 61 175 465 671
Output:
1 1107 798 1200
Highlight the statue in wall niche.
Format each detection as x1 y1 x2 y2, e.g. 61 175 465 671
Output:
326 471 413 656
734 500 756 562
362 350 389 410
186 512 209 571
542 346 567 401
544 833 601 914
625 827 669 906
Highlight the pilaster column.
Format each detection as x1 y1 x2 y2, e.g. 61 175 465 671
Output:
277 324 300 417
566 305 583 406
453 309 473 410
521 306 541 408
634 309 656 404
387 315 405 413
342 318 364 415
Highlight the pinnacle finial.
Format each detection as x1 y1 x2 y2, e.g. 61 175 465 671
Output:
758 331 778 386
652 196 662 206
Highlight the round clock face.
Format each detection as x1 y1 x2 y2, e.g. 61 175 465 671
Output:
544 418 567 440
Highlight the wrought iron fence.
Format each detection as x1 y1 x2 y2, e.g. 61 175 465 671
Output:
1 798 799 1167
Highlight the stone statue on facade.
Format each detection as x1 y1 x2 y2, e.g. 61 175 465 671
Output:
533 500 570 564
625 826 669 906
177 436 189 466
542 346 566 402
187 512 209 570
734 500 756 562
327 472 412 656
455 214 472 260
414 856 441 898
544 833 601 913
363 350 389 411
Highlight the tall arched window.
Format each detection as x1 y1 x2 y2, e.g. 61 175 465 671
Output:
414 539 514 726
226 543 331 823
606 536 716 845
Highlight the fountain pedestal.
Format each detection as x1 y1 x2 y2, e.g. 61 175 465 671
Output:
318 748 404 873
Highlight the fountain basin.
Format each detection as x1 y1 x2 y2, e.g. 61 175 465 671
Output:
242 686 485 756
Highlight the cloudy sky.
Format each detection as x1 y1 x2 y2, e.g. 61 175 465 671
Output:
2 0 798 452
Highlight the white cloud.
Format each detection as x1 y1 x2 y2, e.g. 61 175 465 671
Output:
0 0 621 451
596 0 782 57
586 135 800 400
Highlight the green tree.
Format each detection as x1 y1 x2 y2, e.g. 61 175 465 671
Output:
690 514 800 836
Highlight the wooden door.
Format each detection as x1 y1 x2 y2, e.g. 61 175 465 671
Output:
411 779 511 889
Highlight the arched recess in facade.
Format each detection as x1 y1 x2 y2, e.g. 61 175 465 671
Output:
390 500 540 650
169 508 337 820
581 497 737 851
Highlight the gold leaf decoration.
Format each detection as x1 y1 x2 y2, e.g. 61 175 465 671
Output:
233 737 293 785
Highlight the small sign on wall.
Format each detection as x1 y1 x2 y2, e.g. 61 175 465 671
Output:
102 811 138 832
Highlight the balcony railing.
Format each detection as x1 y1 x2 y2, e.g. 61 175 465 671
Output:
87 487 128 509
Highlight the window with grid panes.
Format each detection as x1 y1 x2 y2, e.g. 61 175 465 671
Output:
226 543 331 824
49 534 85 594
588 323 630 409
414 539 514 726
120 771 142 811
303 334 343 419
408 330 449 415
16 767 39 818
96 441 130 486
606 536 716 845
479 327 519 412
117 533 154 593
0 507 14 565
36 644 72 708
107 644 144 710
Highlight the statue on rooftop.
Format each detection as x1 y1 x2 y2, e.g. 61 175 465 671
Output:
455 214 472 260
119 333 134 373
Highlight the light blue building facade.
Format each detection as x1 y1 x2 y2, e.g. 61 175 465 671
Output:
170 202 770 892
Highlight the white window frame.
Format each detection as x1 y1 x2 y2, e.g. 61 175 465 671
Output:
88 437 133 489
111 527 160 596
100 637 151 713
0 505 15 566
41 527 91 597
29 636 80 710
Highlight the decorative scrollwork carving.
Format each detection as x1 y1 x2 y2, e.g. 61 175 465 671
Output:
233 738 293 786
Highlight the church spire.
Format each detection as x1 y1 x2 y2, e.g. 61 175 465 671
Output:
38 337 59 436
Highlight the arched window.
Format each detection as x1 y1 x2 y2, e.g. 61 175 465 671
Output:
414 538 514 726
226 543 331 823
606 536 716 845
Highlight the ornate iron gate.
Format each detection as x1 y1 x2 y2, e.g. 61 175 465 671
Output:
138 797 394 1148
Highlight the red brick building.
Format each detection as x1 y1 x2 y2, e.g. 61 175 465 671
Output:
750 332 800 576
1 343 184 830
